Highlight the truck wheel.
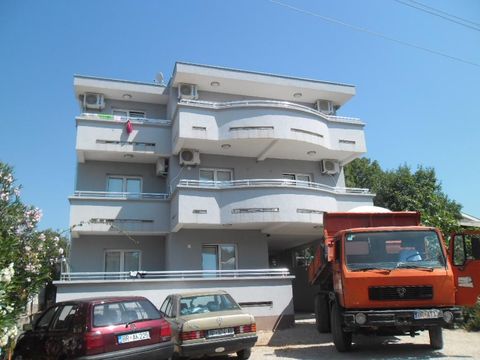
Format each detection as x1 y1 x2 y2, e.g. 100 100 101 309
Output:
429 326 443 350
314 294 330 333
330 303 352 352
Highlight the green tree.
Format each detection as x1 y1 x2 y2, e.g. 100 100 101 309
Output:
345 158 462 236
0 163 66 356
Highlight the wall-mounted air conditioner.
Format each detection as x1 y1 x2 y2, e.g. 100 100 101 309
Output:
179 149 200 166
315 100 335 115
155 158 168 176
178 83 198 100
83 93 105 110
321 159 340 175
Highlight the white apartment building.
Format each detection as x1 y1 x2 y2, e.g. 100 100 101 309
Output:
55 62 374 329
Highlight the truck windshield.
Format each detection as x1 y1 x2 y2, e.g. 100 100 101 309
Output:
344 230 446 271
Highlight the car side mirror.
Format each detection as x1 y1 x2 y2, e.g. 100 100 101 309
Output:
23 323 33 331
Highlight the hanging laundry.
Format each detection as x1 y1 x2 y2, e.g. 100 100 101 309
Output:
126 120 133 134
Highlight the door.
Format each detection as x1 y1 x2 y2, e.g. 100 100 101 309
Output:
449 231 480 306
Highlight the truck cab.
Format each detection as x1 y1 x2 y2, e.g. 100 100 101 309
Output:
308 212 480 352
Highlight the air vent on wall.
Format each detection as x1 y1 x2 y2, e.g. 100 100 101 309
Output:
83 93 105 110
320 160 340 175
179 149 200 166
178 83 198 100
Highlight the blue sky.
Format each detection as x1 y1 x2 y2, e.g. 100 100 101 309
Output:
0 0 479 231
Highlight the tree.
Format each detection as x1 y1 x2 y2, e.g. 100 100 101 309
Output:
0 163 65 356
344 158 462 236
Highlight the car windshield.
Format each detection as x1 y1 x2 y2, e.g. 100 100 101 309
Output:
345 230 446 271
93 299 160 327
179 294 240 316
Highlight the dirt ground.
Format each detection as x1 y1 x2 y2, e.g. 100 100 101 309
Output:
249 314 480 360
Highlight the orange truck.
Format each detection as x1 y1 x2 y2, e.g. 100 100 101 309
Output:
307 211 480 352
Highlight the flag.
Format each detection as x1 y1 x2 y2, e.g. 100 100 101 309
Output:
126 120 133 134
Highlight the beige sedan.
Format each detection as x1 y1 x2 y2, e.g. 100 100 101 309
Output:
159 290 257 359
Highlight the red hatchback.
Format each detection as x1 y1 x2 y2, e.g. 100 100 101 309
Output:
13 296 173 360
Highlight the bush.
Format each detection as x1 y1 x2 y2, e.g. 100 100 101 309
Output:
464 300 480 331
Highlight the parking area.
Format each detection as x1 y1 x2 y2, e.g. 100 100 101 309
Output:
248 314 479 359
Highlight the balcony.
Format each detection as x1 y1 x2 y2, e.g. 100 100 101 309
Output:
171 179 374 235
69 191 170 237
76 113 172 163
173 100 366 163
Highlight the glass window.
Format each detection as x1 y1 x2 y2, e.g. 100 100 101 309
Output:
107 176 142 194
202 246 218 271
199 168 233 182
129 111 146 118
217 171 232 181
126 178 141 193
200 170 215 181
202 245 237 271
179 293 240 315
107 177 123 193
113 110 128 117
51 305 77 330
36 306 58 330
105 250 140 272
282 173 311 183
220 245 236 270
93 300 160 327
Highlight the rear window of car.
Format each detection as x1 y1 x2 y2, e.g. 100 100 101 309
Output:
93 299 161 327
179 294 240 315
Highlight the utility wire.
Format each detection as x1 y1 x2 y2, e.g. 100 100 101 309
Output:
403 0 480 28
268 0 480 68
394 0 480 32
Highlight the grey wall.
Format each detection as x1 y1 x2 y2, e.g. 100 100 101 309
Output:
69 235 166 272
76 161 167 193
165 229 269 271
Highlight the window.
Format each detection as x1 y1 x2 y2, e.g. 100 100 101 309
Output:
104 250 141 272
93 299 160 327
282 173 311 183
35 306 59 330
199 168 233 182
113 109 146 118
202 245 237 271
51 305 78 331
107 176 142 194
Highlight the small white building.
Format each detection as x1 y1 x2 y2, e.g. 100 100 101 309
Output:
55 62 374 329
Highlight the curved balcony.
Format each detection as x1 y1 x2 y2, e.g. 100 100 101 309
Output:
76 113 172 163
69 191 170 237
173 100 366 163
171 179 374 234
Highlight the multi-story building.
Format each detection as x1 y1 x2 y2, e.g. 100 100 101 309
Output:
55 62 374 329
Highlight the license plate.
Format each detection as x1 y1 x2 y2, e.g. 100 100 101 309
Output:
118 331 150 344
207 327 234 338
414 310 442 320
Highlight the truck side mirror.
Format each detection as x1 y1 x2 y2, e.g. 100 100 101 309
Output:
472 237 480 260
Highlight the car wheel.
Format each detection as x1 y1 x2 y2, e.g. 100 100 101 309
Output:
314 294 330 333
330 303 352 352
429 326 443 350
237 348 251 360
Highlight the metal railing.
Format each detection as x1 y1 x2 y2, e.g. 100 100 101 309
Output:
78 113 172 126
72 191 169 200
178 99 363 125
59 268 291 281
177 179 371 195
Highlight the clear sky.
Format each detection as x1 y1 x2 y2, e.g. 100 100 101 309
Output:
0 0 479 231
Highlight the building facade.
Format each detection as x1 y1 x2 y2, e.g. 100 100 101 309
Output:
56 62 374 329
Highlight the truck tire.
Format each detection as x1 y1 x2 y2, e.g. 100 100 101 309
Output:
314 294 330 333
429 326 443 350
330 303 352 352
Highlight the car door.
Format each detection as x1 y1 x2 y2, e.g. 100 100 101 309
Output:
449 231 480 306
44 304 79 359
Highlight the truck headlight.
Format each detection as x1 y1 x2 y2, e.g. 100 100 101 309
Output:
355 312 367 325
443 311 453 323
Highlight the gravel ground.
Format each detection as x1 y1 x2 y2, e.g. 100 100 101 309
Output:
207 314 480 360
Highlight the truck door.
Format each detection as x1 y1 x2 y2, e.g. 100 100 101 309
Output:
450 231 480 306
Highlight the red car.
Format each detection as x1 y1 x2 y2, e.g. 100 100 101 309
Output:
13 296 173 360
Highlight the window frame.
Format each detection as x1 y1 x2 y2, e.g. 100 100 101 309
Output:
112 109 146 118
282 173 312 183
199 168 234 182
201 244 238 271
104 249 142 272
106 175 143 193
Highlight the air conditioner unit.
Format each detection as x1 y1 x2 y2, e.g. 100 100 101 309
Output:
179 149 200 166
321 160 340 175
315 100 335 115
178 83 198 100
155 158 168 176
83 93 105 110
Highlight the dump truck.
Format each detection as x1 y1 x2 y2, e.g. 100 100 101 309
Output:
307 211 480 352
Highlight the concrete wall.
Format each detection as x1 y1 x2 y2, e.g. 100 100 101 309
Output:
165 229 269 271
55 276 295 330
76 161 167 193
69 235 166 272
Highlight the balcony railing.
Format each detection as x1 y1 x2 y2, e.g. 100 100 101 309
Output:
72 191 169 200
178 99 363 125
59 268 291 281
177 179 371 195
78 113 172 126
